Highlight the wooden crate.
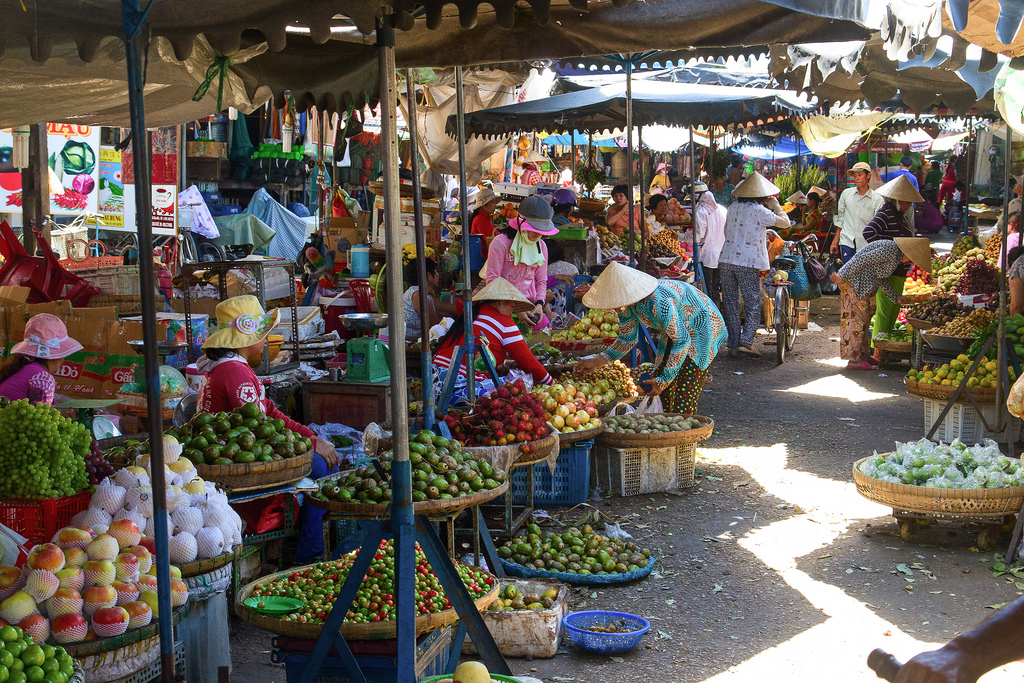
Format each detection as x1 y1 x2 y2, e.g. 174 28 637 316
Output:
302 379 391 429
187 156 229 180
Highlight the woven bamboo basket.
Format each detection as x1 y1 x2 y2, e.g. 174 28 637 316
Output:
872 337 912 354
463 430 559 471
905 317 935 331
577 198 608 214
177 548 237 578
195 451 313 492
853 456 1024 516
235 565 499 640
305 479 508 516
598 415 714 448
904 378 998 404
901 293 935 305
557 423 605 444
549 338 614 355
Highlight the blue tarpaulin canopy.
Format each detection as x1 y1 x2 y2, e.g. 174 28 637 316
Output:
733 136 814 159
449 80 813 138
542 131 620 147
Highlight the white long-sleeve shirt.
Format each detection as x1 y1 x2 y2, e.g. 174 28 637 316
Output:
835 186 884 250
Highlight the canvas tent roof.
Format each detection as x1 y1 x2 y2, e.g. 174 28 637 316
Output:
447 80 813 138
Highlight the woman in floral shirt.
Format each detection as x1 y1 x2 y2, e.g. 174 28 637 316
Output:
576 262 726 414
0 314 82 405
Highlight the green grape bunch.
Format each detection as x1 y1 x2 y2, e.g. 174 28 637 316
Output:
0 399 90 499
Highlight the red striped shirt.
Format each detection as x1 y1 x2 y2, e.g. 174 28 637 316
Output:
433 304 552 385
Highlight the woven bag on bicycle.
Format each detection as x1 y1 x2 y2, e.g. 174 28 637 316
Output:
783 250 820 301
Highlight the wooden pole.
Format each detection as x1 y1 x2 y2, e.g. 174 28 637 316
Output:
19 124 48 254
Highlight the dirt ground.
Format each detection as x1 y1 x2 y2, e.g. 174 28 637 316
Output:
230 297 1024 683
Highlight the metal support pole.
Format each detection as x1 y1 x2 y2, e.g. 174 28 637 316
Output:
999 126 1012 444
626 57 635 267
638 124 645 267
121 3 172 682
407 70 435 431
456 66 475 401
376 17 417 683
689 126 703 291
571 134 577 193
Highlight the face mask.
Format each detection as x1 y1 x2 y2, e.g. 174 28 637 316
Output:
509 230 545 266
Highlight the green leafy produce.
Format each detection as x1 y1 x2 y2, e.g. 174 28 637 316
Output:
860 438 1024 488
314 429 506 504
58 140 96 176
497 523 651 575
604 414 704 434
248 540 494 624
165 402 312 466
330 434 354 448
0 399 89 499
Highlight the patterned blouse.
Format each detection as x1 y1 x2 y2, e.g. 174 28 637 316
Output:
601 280 727 390
837 239 904 300
718 201 780 270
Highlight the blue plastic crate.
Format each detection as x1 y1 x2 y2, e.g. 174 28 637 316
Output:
207 204 241 216
273 626 449 683
509 439 592 506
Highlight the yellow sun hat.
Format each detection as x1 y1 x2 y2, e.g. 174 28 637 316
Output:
202 295 280 350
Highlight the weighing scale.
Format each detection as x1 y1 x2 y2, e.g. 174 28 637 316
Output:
54 399 123 440
338 313 390 383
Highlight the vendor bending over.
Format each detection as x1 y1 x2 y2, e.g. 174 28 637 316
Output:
196 295 338 564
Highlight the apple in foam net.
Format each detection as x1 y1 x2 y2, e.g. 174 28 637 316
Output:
46 587 83 617
55 566 85 592
27 543 65 572
63 547 87 568
92 606 129 637
56 527 93 551
86 534 120 562
114 553 140 582
107 519 142 550
111 580 139 606
82 585 117 617
82 560 115 587
127 545 152 574
0 566 24 601
122 600 152 628
138 590 159 617
139 537 157 556
51 612 88 644
18 613 49 643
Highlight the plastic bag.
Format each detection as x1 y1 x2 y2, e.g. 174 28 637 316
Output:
1008 374 1024 418
634 395 663 414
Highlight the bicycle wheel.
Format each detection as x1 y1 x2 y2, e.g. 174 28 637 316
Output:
775 286 789 364
785 298 798 351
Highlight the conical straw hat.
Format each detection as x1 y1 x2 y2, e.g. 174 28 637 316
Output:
787 191 807 204
582 261 658 310
808 185 827 199
473 277 535 313
894 237 933 274
732 171 781 198
876 175 924 203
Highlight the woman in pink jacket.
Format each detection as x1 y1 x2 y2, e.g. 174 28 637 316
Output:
485 195 559 328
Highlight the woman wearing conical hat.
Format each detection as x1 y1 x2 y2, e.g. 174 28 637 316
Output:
575 262 726 414
862 174 925 363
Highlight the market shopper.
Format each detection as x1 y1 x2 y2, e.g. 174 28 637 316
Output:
551 188 577 227
1007 245 1024 316
650 163 672 192
878 155 920 190
0 314 82 405
718 172 788 358
999 214 1021 269
938 162 958 208
403 258 459 343
575 261 726 414
605 184 643 238
195 295 338 563
832 161 884 264
915 188 945 234
432 277 553 401
894 594 1024 683
692 182 727 308
830 238 931 370
485 195 557 328
997 174 1022 232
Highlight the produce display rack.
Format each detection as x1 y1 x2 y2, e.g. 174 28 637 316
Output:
110 641 185 683
180 259 300 375
229 484 297 600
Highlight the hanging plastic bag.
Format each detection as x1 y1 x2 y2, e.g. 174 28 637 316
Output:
1008 374 1024 418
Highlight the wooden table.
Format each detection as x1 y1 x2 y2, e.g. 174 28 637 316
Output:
302 378 391 429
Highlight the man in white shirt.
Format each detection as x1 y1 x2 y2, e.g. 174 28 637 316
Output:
831 161 884 264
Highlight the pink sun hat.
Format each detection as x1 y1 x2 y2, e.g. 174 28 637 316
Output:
12 314 83 360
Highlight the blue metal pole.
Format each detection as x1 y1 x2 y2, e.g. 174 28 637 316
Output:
456 66 476 403
121 4 174 682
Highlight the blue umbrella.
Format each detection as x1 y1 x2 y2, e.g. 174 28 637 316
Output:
543 131 619 147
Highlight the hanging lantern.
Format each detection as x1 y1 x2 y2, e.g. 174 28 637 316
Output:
11 126 30 169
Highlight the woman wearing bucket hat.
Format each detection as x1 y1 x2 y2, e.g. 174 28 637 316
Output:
718 172 790 357
830 238 932 370
0 314 83 405
432 277 554 402
575 262 727 414
650 163 672 193
469 187 499 238
863 174 924 359
196 295 338 562
485 195 558 328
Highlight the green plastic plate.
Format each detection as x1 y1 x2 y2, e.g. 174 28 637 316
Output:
420 676 522 682
243 596 304 615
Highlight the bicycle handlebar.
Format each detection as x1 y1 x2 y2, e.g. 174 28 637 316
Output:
868 649 902 682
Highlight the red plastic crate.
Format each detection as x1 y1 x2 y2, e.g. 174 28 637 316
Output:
0 491 91 544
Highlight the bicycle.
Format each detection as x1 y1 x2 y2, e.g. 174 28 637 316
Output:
767 235 820 364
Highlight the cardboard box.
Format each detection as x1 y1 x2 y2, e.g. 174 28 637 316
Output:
186 141 227 158
170 297 222 321
0 287 29 304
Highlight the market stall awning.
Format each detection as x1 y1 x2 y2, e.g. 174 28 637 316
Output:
733 136 813 159
542 132 621 147
447 80 814 138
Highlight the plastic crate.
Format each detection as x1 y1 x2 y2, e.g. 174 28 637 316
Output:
554 225 588 240
922 398 1021 444
592 442 696 496
272 625 450 683
0 490 91 544
509 440 591 506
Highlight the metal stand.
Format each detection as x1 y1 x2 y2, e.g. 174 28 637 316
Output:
436 339 504 414
181 259 300 374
